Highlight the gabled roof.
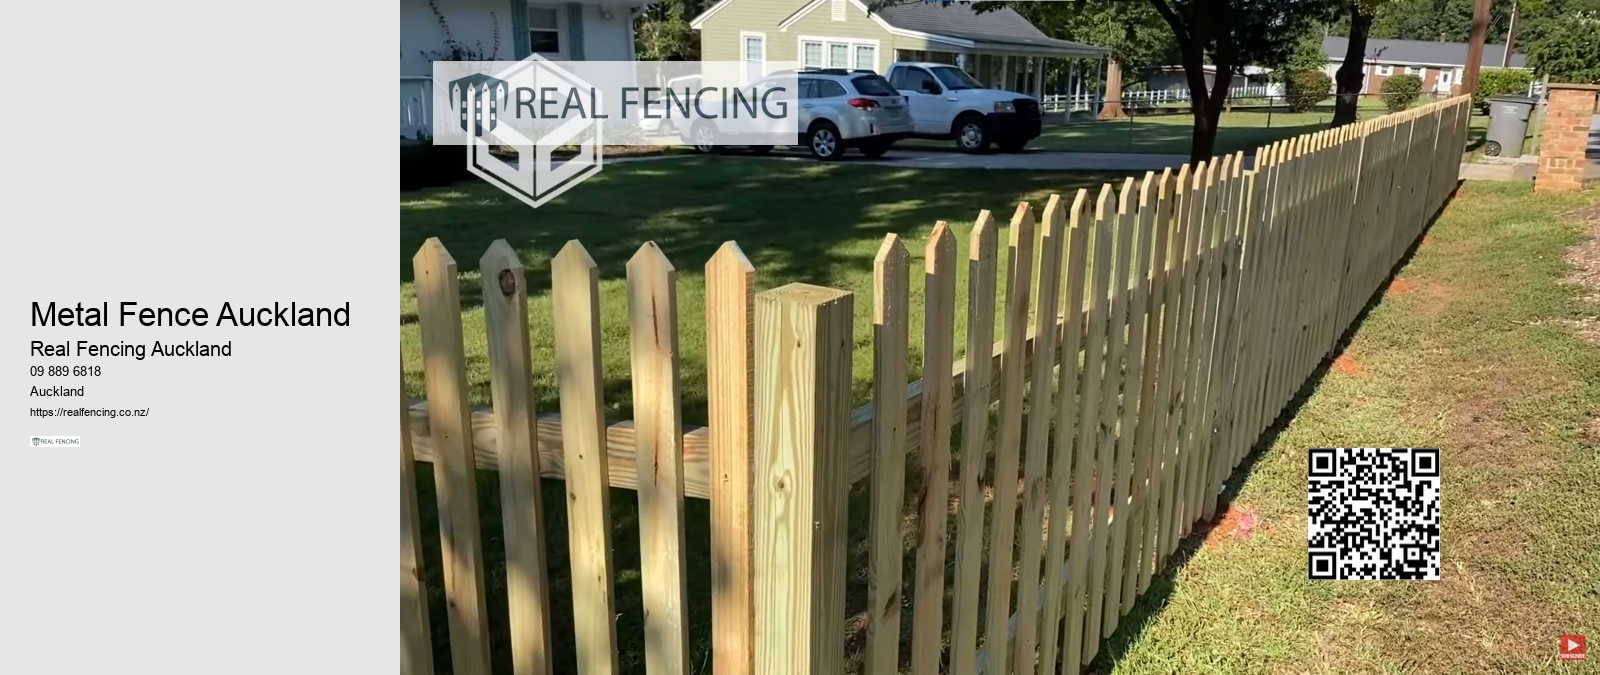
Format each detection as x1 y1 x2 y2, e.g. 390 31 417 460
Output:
1321 37 1528 69
691 0 1107 58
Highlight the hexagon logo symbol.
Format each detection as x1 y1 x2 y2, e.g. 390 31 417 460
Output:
440 55 602 209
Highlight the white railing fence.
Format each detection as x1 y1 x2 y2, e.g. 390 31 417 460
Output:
401 76 433 141
1043 84 1287 114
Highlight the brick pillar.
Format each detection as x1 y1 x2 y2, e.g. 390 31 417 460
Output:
1535 83 1600 194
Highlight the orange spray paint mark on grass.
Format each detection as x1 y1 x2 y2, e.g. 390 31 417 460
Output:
1388 277 1412 295
1204 505 1260 549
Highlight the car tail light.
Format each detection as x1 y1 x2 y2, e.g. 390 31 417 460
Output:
847 97 879 110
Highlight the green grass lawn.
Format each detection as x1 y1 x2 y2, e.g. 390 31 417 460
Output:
1095 182 1600 672
401 156 1129 419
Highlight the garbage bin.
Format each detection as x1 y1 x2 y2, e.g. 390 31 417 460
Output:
1485 95 1535 158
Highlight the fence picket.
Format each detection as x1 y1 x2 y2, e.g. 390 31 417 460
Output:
551 241 621 675
1137 169 1175 595
1097 177 1140 641
1037 190 1091 675
481 240 555 675
983 202 1037 675
951 212 999 675
912 224 958 675
413 238 492 675
1115 171 1161 618
706 242 756 675
1065 185 1116 670
401 364 435 675
866 234 909 675
1154 163 1194 565
1013 195 1068 673
627 242 690 675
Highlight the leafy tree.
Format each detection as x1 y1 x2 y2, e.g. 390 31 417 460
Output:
1523 12 1600 82
1472 67 1534 108
996 2 1173 118
634 0 704 61
1380 72 1423 110
1276 32 1331 76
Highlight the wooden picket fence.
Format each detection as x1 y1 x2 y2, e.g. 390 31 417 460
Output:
400 96 1469 675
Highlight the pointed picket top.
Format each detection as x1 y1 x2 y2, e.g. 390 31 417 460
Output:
1232 152 1245 178
1204 156 1219 187
1175 163 1193 196
926 221 956 272
966 207 992 260
479 239 525 299
627 240 677 279
553 239 598 275
1157 167 1173 201
1118 176 1137 215
707 240 755 280
1138 171 1156 208
875 232 908 270
1071 187 1090 223
1095 182 1115 220
1009 201 1036 246
1218 153 1235 183
1040 194 1067 239
414 237 458 278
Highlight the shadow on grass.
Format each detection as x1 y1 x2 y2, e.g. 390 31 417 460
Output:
1084 180 1464 673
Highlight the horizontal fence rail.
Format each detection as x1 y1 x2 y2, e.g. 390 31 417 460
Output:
400 96 1469 675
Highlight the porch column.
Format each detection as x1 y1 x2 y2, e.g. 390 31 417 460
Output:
1033 57 1045 99
1092 56 1105 117
998 55 1009 90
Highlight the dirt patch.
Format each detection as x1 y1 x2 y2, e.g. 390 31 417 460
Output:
1203 504 1259 549
1331 353 1365 375
1386 277 1412 296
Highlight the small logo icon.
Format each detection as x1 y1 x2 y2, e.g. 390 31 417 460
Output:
31 437 40 446
1561 635 1587 660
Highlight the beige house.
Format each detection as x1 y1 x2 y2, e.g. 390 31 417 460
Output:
690 0 1106 98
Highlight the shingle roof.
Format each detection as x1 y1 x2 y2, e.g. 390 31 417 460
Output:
875 3 1106 54
1321 37 1528 69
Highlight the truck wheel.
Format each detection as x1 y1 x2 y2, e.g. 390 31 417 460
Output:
808 122 846 161
954 115 989 153
691 122 721 154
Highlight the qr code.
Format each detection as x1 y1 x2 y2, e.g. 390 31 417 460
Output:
1307 448 1440 580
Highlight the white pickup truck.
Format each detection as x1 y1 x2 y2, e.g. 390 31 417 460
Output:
885 62 1043 153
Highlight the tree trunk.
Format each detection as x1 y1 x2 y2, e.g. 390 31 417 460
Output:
1333 3 1372 127
1184 53 1231 163
1098 58 1129 120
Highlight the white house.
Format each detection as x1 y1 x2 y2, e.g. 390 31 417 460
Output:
400 0 644 139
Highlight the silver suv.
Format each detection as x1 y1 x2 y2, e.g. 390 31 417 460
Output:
688 69 913 160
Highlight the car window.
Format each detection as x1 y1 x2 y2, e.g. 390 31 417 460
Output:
891 67 940 93
816 80 847 98
851 75 897 96
798 78 818 99
931 66 982 91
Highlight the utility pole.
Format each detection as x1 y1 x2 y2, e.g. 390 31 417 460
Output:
1502 0 1519 67
1462 0 1491 93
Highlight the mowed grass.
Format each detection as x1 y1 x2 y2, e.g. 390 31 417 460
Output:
401 155 1130 419
1095 183 1600 673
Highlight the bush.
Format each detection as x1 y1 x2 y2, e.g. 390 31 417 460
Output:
1285 70 1332 112
1380 74 1423 112
401 141 472 192
1472 68 1533 111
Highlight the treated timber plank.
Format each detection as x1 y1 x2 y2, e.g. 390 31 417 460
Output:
752 283 852 675
1013 195 1068 674
413 238 492 675
950 212 999 675
551 241 621 675
1037 189 1091 675
401 364 435 675
984 202 1037 675
706 242 755 675
912 224 958 675
481 241 555 675
628 242 690 675
1137 169 1176 596
1064 185 1116 671
1115 171 1162 618
865 235 909 675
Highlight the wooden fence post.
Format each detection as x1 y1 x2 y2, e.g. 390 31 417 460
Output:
413 238 492 675
752 283 853 675
706 242 756 675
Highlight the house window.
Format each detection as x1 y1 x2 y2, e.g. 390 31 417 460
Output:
854 44 876 71
829 43 849 68
1405 66 1426 76
803 42 824 68
1376 64 1393 76
741 33 765 81
527 6 563 56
